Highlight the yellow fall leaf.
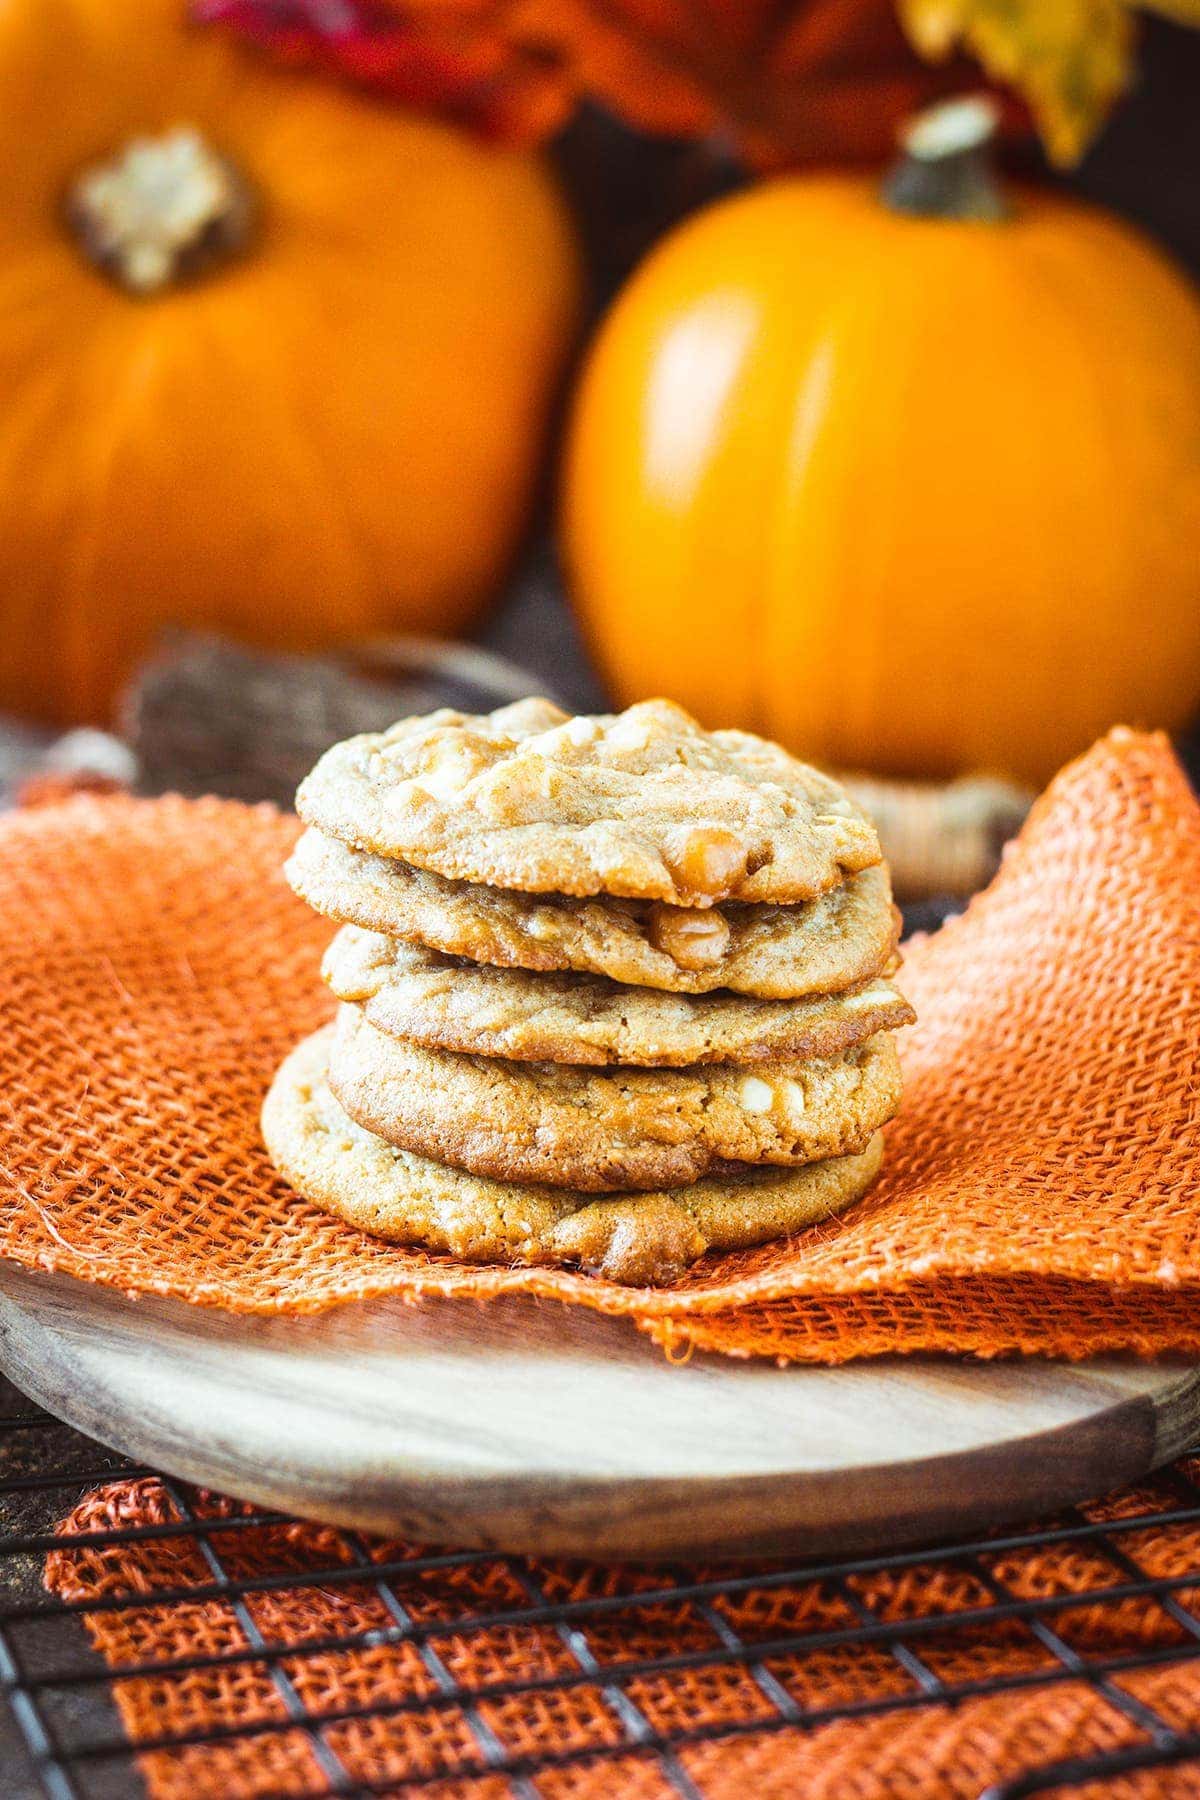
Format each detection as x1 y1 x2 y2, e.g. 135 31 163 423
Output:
898 0 1200 164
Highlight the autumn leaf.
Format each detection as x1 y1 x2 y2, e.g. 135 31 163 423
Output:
898 0 1200 164
198 0 980 167
193 1 576 142
203 0 1200 166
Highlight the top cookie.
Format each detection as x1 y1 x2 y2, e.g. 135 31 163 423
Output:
296 697 882 906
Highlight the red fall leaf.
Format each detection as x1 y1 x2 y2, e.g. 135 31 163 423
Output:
196 0 987 165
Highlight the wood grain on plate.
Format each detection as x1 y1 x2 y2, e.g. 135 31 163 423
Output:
0 1265 1195 1560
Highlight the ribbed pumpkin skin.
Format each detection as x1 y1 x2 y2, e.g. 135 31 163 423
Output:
562 174 1200 784
0 0 580 723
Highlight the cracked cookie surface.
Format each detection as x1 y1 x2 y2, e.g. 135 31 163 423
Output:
296 696 882 905
288 829 900 999
264 1027 885 1285
327 1004 903 1192
323 926 914 1067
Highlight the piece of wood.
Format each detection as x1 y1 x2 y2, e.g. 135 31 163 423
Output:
0 1264 1196 1561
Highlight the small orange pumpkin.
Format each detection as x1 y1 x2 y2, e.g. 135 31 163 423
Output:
0 0 581 724
562 100 1200 785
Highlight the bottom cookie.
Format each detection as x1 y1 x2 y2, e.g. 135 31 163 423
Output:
263 1026 885 1287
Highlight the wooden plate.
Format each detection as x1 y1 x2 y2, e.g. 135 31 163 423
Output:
0 1263 1196 1561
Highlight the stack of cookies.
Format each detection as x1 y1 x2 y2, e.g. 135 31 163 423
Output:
263 699 913 1285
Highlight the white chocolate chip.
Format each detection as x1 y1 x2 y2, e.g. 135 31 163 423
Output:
530 718 598 756
605 716 653 753
782 1079 808 1119
419 758 474 801
738 1076 774 1114
525 910 558 940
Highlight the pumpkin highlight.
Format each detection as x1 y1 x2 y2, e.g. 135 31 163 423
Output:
0 0 581 723
562 106 1200 784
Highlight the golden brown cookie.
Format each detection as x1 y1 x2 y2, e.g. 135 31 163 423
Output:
264 1027 885 1285
327 1003 902 1192
287 829 901 999
296 696 881 905
323 926 915 1067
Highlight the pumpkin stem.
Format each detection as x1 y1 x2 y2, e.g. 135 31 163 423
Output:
66 127 254 295
882 96 1008 223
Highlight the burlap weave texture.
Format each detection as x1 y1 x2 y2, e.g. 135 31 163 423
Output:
1 726 1198 1363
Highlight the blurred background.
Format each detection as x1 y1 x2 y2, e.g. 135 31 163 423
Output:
2 0 1198 914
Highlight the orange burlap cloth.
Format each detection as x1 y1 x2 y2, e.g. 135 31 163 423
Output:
43 1466 1200 1798
1 725 1198 1363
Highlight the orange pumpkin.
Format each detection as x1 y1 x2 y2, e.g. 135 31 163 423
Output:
0 0 581 724
562 100 1200 785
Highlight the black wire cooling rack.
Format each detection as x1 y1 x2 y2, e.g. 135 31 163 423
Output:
2 1371 1200 1800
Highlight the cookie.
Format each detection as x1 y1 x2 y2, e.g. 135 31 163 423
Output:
287 829 901 999
323 927 915 1068
264 1027 885 1285
296 696 882 905
327 1003 903 1192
